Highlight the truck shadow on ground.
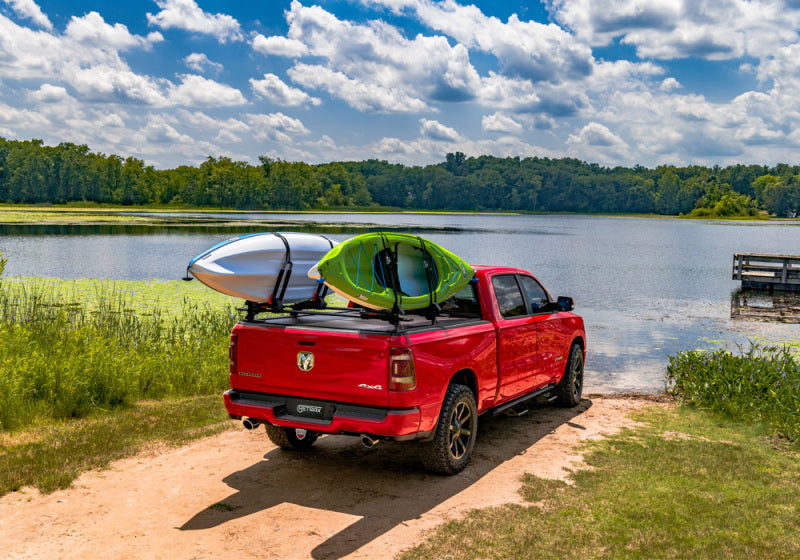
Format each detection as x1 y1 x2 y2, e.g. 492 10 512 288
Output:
180 399 592 559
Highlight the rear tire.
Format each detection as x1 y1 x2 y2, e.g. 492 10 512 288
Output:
265 425 319 451
554 343 584 407
422 384 477 475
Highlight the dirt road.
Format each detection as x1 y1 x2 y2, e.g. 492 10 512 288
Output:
0 397 655 560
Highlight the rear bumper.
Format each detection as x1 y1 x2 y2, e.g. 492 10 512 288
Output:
224 389 422 438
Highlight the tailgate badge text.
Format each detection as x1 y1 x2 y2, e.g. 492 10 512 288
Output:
297 351 315 372
359 383 383 390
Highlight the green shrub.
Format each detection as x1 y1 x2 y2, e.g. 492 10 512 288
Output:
666 343 800 441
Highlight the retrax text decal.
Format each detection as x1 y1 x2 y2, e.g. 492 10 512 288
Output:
297 404 323 415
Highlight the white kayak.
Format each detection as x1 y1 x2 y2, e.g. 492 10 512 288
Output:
186 232 336 304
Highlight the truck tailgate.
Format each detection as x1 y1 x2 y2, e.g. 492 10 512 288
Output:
232 321 391 407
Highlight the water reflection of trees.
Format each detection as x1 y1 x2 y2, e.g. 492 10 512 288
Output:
731 289 800 323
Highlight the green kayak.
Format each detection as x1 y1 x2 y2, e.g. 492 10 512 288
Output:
308 232 474 310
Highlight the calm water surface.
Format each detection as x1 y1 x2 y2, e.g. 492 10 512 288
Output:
3 213 800 394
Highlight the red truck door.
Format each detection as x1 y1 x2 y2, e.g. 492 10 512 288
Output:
492 274 546 399
517 275 567 385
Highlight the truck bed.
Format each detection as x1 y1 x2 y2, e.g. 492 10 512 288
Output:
242 309 487 334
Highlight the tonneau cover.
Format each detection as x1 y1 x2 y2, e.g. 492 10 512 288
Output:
244 310 485 334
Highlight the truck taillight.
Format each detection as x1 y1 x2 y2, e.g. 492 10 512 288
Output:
229 332 237 375
389 348 416 391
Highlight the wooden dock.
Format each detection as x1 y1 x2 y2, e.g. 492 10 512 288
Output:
731 290 800 323
732 253 800 291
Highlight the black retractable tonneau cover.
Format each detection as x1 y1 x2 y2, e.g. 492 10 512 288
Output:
245 310 486 335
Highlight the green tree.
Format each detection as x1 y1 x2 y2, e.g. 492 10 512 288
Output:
758 176 800 217
657 168 681 214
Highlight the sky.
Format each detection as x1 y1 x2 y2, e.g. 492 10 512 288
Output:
1 0 800 169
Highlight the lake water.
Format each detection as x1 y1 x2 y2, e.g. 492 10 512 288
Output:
3 213 800 394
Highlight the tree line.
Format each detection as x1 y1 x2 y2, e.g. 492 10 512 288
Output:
1 137 799 216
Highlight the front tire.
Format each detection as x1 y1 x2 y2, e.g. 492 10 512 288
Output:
554 343 584 407
265 425 319 451
422 384 477 475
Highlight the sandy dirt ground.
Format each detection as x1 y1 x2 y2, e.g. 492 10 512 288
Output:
0 397 657 560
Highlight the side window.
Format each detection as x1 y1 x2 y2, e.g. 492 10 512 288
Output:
492 275 526 318
441 282 481 317
519 275 550 312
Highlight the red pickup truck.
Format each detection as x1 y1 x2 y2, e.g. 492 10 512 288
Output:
224 265 586 474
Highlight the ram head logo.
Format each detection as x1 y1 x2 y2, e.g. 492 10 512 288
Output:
297 351 315 372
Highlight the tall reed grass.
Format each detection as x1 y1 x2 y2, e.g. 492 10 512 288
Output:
0 278 239 431
666 343 800 441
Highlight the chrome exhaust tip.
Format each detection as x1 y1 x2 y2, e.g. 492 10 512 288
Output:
242 417 261 430
360 434 379 449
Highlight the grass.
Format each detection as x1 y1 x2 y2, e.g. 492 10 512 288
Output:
0 276 240 431
0 275 242 495
404 343 800 559
401 404 800 560
666 343 800 441
0 395 231 495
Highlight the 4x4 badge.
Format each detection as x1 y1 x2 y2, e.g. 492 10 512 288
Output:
297 351 314 372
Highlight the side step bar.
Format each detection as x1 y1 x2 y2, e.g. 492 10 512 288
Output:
490 384 557 417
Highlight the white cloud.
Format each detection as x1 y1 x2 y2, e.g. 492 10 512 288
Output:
659 77 681 91
215 129 241 143
568 122 627 147
4 0 52 30
451 54 665 154
0 13 65 79
370 0 594 82
246 112 310 144
66 11 161 51
0 101 50 128
548 0 800 61
174 109 248 144
566 121 631 164
419 118 460 141
96 112 126 128
482 112 523 134
250 73 320 107
69 64 169 105
146 0 243 43
183 53 223 74
252 34 309 57
0 11 176 108
29 83 70 103
581 87 773 165
477 72 594 118
289 63 430 113
141 119 188 144
66 67 245 109
177 109 249 133
373 136 426 158
167 75 247 107
277 1 481 110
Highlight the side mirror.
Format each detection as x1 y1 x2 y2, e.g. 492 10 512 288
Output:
557 296 574 312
